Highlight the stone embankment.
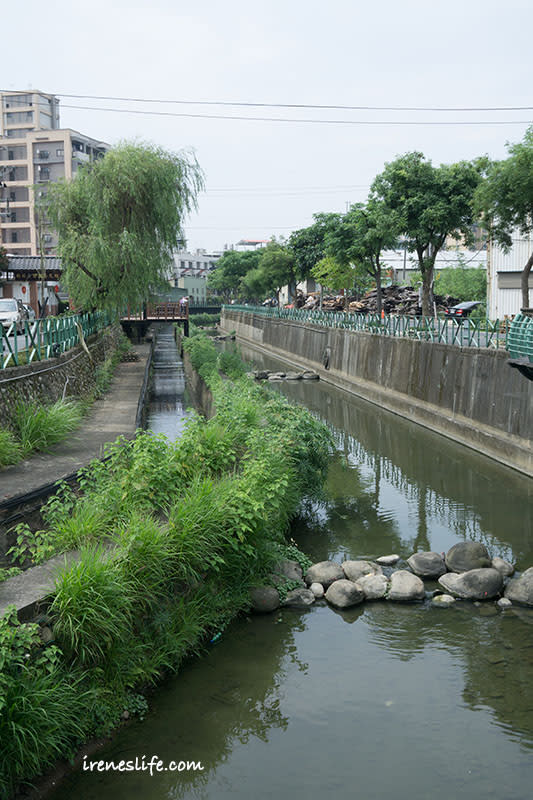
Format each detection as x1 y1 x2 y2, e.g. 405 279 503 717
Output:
250 541 533 614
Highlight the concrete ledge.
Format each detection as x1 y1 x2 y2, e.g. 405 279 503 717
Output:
221 312 533 478
0 551 80 621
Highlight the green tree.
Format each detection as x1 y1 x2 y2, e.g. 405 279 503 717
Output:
207 249 262 300
257 241 296 306
434 265 487 304
475 126 533 309
240 266 271 302
325 200 401 315
311 255 359 299
47 142 203 312
288 213 341 279
371 153 481 315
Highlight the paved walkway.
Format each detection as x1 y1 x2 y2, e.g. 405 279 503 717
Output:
0 344 151 506
0 343 151 618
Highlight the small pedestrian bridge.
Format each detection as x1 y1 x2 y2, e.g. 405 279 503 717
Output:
121 302 189 339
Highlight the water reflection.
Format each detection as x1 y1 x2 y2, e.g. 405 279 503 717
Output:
240 345 531 567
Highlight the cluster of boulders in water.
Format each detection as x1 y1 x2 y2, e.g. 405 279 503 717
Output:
251 369 320 382
250 542 533 614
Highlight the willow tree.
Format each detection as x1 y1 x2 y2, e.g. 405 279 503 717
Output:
47 142 204 312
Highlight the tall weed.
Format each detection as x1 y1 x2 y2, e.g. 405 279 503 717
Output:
13 399 83 456
0 429 22 468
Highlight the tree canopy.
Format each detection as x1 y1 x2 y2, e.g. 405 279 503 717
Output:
475 126 533 308
325 200 401 314
207 249 262 299
47 142 204 312
288 213 340 279
371 153 481 315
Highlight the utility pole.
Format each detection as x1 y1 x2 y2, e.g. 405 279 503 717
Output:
34 191 48 318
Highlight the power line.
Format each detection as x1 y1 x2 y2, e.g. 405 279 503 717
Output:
59 103 533 126
207 183 370 192
52 92 533 113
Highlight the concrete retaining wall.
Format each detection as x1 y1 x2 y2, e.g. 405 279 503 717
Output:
0 325 124 428
221 310 533 477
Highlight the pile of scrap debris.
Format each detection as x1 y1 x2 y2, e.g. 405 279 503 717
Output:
297 286 458 314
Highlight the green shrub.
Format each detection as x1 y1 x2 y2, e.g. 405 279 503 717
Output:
0 608 89 797
188 312 220 326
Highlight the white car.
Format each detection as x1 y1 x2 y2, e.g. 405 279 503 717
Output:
0 298 29 333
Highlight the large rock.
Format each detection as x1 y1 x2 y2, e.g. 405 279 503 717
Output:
305 561 344 588
342 560 382 583
438 568 503 600
309 582 325 599
445 542 491 573
357 573 389 600
273 560 303 583
407 551 446 579
376 554 400 566
282 588 315 608
388 570 425 602
325 579 365 609
250 586 280 613
431 594 456 608
504 567 533 607
492 557 515 577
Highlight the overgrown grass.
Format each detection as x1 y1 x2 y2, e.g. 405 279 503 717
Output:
0 331 132 470
0 330 333 798
12 399 83 456
0 429 22 468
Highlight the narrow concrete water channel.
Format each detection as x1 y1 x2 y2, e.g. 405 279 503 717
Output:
49 340 533 800
144 324 191 437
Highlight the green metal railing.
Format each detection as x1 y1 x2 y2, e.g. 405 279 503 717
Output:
508 312 533 362
223 305 510 350
0 311 113 369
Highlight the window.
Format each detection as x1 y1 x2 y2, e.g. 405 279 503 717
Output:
56 148 64 157
11 232 17 243
10 211 16 222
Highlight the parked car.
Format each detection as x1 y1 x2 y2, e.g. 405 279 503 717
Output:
23 303 36 322
444 301 481 321
0 298 29 333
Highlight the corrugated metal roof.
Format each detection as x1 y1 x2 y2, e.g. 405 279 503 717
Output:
6 255 62 270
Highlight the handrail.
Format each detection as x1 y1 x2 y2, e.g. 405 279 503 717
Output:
0 310 112 369
223 305 510 350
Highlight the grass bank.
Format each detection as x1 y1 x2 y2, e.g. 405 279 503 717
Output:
0 332 331 799
0 332 132 471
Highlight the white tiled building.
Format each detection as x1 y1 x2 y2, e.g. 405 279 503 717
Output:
0 90 108 256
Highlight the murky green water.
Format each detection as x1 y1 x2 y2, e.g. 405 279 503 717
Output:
51 343 533 800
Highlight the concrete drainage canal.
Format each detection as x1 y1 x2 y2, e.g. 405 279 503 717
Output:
49 339 533 800
145 323 192 439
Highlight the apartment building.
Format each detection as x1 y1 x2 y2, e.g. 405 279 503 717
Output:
0 90 108 256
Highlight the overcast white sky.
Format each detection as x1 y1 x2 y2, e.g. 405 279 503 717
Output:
3 0 533 251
